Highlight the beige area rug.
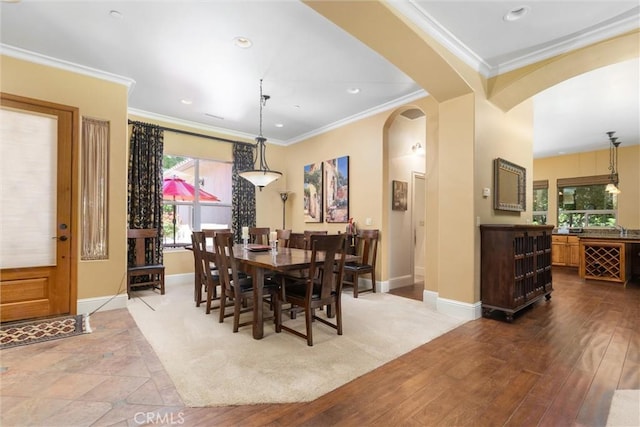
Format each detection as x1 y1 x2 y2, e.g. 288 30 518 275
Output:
127 280 467 407
606 390 640 427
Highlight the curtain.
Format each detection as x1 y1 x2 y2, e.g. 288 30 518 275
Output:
128 121 164 265
81 117 109 260
232 143 256 242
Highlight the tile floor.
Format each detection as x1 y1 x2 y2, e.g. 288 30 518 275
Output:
0 308 184 426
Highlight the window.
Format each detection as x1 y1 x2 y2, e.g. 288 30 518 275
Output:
163 155 232 247
532 180 548 225
557 175 617 228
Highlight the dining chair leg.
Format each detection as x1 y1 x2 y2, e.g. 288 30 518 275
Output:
305 307 313 346
219 290 227 323
353 272 359 298
336 298 343 335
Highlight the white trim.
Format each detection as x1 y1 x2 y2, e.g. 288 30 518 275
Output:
77 294 128 315
284 89 428 145
77 273 194 315
436 297 482 321
420 290 481 320
387 274 414 290
1 44 136 92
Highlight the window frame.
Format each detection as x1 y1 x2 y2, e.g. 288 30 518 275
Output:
556 174 617 229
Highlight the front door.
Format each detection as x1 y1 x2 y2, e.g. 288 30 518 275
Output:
0 93 77 322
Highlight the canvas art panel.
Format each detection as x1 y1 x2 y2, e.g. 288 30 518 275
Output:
392 180 408 211
304 161 323 223
324 156 349 223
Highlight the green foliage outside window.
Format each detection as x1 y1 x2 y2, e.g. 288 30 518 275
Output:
557 183 616 228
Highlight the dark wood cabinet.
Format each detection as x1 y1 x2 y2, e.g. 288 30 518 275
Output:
480 224 554 322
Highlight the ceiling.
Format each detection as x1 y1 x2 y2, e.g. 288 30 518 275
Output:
1 1 638 158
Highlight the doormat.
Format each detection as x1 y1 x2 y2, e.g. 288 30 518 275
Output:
0 314 90 349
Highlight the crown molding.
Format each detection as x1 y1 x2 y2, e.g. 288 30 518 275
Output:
0 44 136 91
284 89 428 146
389 2 640 78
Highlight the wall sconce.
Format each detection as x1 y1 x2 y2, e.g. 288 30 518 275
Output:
411 142 424 155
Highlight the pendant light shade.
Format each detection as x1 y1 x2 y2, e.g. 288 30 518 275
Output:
239 79 282 190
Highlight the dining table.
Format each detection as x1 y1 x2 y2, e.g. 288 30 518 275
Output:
230 244 358 340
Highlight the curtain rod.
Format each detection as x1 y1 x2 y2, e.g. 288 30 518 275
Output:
127 119 253 146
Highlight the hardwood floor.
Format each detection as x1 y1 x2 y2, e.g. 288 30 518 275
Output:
1 268 637 426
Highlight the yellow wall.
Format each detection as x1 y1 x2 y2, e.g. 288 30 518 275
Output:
2 5 636 314
534 145 640 228
1 55 129 299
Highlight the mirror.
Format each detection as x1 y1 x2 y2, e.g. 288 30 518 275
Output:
494 158 526 212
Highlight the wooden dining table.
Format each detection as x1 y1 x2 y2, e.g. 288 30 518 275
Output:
231 244 358 340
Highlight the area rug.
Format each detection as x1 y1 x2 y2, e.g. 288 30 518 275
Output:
606 389 640 426
0 314 90 349
127 280 467 407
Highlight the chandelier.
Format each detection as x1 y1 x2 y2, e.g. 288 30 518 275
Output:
605 131 621 194
239 79 282 190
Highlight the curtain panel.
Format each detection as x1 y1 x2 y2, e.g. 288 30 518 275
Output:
128 121 164 265
81 117 109 260
232 143 256 242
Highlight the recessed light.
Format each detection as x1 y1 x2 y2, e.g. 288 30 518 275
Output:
234 36 252 49
109 10 123 19
275 123 284 128
181 99 192 105
347 87 360 94
503 6 530 22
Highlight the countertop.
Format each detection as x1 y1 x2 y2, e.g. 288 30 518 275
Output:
553 229 640 242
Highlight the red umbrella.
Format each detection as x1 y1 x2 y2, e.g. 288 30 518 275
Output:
163 176 220 202
163 176 220 244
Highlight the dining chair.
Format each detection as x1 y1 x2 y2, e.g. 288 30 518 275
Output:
342 229 379 298
214 232 280 332
276 233 346 346
126 228 165 299
249 227 270 245
276 229 291 248
303 230 328 250
192 231 227 314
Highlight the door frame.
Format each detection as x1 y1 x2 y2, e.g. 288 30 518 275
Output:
411 171 426 284
0 92 79 321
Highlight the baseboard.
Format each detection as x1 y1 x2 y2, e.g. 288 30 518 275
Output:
420 290 481 320
77 273 194 315
77 293 128 315
387 274 414 290
436 297 482 320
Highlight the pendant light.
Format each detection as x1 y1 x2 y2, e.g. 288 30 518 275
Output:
605 131 621 194
239 79 282 190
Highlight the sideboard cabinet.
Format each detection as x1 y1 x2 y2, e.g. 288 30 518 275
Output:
480 224 554 322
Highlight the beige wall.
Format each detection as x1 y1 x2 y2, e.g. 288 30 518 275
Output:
534 145 640 228
1 55 129 300
2 6 636 315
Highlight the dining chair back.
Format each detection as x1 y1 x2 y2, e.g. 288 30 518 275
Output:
303 230 328 250
126 228 165 299
249 227 270 245
276 229 291 248
276 233 346 346
342 229 379 298
214 232 280 332
192 231 226 314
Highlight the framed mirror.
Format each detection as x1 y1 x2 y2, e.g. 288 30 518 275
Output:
494 158 526 212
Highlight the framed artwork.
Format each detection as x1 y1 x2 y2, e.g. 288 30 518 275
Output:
493 158 526 212
303 161 323 223
323 156 349 223
392 180 408 211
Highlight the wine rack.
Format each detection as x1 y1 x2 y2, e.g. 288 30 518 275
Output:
580 240 628 283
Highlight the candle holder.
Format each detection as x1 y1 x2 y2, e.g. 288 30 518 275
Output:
243 237 248 249
270 239 278 253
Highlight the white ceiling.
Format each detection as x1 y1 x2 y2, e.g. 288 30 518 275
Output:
1 1 638 158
